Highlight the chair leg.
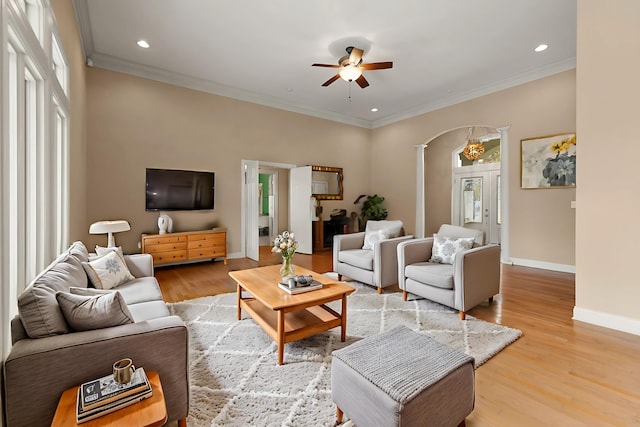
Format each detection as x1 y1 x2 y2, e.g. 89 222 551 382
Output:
488 296 494 303
459 311 466 320
377 287 383 295
403 290 408 301
336 406 344 424
337 274 342 281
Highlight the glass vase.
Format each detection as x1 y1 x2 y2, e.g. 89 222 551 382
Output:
280 256 295 279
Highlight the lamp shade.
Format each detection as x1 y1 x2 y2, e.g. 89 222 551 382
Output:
89 220 131 247
89 220 131 234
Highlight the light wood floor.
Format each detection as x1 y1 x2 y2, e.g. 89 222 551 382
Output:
155 248 640 426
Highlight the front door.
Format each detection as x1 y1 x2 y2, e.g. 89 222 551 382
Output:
452 167 501 244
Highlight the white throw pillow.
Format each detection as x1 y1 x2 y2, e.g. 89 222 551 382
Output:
95 245 124 258
56 291 134 331
429 234 475 264
365 220 403 238
82 251 135 290
362 229 390 250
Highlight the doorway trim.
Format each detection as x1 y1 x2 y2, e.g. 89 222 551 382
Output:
241 160 296 260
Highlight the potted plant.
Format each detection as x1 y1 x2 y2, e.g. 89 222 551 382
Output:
353 194 388 231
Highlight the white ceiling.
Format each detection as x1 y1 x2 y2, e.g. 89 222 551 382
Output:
72 0 576 129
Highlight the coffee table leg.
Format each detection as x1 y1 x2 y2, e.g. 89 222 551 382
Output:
277 310 285 365
237 283 241 320
341 294 347 342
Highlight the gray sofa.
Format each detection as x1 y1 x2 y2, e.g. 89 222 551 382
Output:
3 241 189 427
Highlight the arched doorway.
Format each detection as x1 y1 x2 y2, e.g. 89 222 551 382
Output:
414 125 511 263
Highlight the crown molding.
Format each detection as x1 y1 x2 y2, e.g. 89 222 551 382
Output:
90 52 575 131
370 57 577 129
88 53 374 129
71 0 93 59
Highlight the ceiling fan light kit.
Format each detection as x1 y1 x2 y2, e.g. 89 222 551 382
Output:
339 66 362 82
312 46 393 89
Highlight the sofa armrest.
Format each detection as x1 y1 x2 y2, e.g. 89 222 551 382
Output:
124 253 154 278
397 238 434 290
333 232 365 270
4 316 188 427
373 235 414 287
453 244 501 311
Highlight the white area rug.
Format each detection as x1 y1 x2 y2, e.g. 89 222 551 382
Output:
168 279 521 427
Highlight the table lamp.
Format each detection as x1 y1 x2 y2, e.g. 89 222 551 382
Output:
89 220 131 247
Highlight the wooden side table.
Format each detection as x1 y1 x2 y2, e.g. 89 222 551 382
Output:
51 370 167 427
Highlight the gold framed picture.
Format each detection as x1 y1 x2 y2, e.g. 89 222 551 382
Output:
521 133 576 189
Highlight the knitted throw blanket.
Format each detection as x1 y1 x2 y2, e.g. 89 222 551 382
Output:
332 325 474 404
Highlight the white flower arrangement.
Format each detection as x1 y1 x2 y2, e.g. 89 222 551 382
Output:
271 230 298 260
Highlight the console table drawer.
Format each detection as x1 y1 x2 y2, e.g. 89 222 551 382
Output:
188 248 221 260
143 235 187 246
189 233 225 242
144 242 188 253
188 238 225 249
151 250 187 265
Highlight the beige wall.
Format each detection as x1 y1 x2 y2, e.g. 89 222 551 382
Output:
51 0 87 244
371 70 577 266
576 0 640 324
85 68 371 254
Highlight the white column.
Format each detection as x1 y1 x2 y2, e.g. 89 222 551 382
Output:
498 126 511 263
414 144 427 238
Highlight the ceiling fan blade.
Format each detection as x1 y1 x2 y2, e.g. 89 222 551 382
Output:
355 75 369 89
312 63 340 68
349 48 364 65
360 61 393 70
322 74 341 87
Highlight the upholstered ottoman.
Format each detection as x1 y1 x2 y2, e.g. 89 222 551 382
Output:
331 326 475 427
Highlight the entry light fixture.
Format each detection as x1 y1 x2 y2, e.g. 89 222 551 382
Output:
462 127 485 161
137 40 150 49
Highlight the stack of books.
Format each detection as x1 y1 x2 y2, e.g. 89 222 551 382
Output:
278 275 323 294
76 367 152 423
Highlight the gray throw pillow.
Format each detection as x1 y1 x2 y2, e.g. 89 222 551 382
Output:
429 234 475 264
56 291 134 332
18 250 88 338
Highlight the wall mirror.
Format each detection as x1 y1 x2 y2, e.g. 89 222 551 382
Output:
311 166 343 200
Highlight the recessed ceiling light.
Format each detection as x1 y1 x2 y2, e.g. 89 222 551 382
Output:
534 44 548 52
137 40 150 49
371 108 378 112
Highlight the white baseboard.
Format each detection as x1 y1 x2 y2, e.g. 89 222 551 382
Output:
508 257 575 273
227 251 243 259
573 307 640 336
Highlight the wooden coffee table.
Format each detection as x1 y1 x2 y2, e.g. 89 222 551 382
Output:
229 265 354 365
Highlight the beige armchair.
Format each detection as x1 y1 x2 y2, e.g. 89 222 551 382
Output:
397 224 500 319
333 220 413 294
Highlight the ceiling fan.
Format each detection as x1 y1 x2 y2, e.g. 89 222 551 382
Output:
312 46 393 89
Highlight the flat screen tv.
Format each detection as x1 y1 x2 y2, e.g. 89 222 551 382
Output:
145 168 215 211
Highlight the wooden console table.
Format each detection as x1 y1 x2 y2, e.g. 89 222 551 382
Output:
142 228 227 266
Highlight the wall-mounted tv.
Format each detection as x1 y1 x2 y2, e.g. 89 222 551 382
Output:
145 168 215 211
